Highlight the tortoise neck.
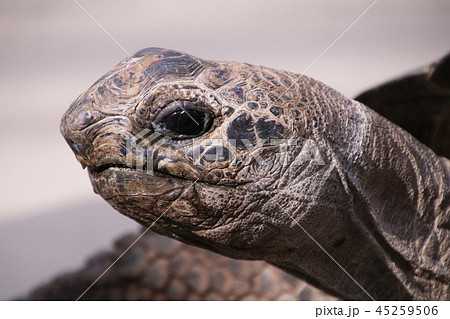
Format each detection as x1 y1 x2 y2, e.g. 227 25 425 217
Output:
269 82 449 299
318 97 450 299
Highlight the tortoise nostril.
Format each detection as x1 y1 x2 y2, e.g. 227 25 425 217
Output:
69 110 97 131
78 111 95 127
63 110 95 132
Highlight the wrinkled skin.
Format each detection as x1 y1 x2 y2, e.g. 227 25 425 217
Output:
61 48 450 300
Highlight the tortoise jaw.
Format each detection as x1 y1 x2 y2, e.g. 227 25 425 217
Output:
88 165 188 199
87 165 207 230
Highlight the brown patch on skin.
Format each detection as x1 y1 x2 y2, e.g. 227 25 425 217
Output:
200 68 233 90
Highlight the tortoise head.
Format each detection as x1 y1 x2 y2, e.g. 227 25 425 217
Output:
61 47 349 259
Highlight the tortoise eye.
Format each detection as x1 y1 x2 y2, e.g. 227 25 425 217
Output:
156 102 213 139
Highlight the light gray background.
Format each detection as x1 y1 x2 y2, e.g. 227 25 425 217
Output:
1 0 449 299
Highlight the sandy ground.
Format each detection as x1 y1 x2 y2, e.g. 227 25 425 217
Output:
0 0 449 299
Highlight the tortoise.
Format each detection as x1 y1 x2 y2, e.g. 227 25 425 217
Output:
60 48 449 300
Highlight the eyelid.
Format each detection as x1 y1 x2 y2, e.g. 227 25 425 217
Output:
154 100 186 122
154 100 212 123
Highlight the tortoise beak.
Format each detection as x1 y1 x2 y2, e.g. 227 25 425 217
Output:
60 94 101 169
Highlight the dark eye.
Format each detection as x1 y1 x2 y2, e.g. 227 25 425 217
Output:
156 103 213 139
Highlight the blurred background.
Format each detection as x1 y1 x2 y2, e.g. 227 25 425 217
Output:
0 0 449 300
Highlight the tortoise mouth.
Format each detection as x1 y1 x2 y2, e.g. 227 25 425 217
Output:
89 163 132 174
88 164 190 202
88 164 189 183
87 156 252 201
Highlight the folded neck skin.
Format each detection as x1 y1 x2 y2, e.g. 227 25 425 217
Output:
263 79 450 300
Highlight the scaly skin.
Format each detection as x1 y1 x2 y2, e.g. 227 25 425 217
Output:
27 231 335 301
61 48 450 300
